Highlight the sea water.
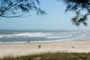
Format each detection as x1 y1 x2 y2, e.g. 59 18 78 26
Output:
0 30 89 43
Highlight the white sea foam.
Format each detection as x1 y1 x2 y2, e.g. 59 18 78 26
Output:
47 34 73 39
72 34 86 40
0 31 89 43
0 32 52 38
0 41 27 44
0 36 3 38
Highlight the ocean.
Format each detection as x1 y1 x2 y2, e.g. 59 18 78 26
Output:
0 30 89 43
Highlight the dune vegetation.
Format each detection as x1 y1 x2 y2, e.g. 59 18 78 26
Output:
0 52 90 60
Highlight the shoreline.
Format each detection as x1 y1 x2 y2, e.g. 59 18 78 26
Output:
0 39 84 44
0 40 90 57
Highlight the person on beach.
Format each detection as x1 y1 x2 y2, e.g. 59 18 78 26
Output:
38 44 41 49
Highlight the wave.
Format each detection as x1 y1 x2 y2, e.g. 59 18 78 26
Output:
72 35 86 40
47 34 73 39
0 32 52 38
0 31 88 43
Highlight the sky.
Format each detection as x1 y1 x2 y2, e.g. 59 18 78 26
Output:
0 0 90 30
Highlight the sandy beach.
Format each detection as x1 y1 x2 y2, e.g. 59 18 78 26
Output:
0 40 90 57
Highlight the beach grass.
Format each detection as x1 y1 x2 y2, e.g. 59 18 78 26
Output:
1 52 90 60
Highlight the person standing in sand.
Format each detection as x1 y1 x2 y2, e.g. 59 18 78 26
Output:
38 44 41 49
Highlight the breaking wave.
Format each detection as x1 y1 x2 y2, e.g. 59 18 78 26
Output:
0 30 89 43
0 32 52 38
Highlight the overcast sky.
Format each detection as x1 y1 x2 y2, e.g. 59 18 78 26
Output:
0 0 90 30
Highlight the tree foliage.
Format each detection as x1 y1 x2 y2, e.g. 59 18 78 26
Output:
1 0 89 26
62 0 90 26
0 0 45 18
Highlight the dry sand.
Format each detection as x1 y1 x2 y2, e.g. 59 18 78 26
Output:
0 40 90 57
